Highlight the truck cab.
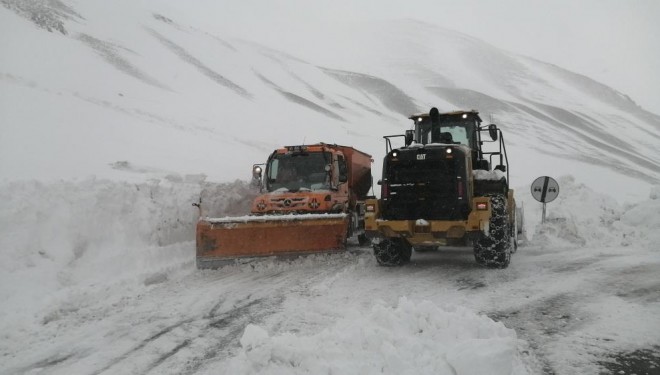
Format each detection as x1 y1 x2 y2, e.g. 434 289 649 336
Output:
264 145 337 193
250 143 372 217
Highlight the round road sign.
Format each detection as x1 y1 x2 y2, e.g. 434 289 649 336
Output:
531 176 559 203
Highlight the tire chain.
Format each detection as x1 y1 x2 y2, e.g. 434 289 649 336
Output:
474 194 512 268
374 239 409 266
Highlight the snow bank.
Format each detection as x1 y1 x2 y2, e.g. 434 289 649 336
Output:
473 169 506 181
0 177 256 332
528 175 660 250
217 297 526 375
619 184 660 248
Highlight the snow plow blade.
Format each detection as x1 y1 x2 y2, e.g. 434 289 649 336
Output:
196 214 349 269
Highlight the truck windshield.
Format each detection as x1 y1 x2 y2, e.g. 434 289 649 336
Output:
266 152 331 192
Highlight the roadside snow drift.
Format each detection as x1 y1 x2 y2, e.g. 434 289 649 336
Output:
524 175 660 250
0 177 255 337
219 297 524 375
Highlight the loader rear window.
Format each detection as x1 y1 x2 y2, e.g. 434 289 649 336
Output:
417 117 477 147
267 152 331 192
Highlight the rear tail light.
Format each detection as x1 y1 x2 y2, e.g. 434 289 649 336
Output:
381 183 390 199
476 202 488 211
457 180 464 200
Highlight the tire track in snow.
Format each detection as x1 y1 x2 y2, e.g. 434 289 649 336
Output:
83 293 278 375
488 293 587 375
89 318 196 375
9 251 397 374
147 339 192 371
93 255 357 374
17 353 76 374
178 296 283 375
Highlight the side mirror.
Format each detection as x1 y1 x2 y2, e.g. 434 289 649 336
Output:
488 124 498 141
405 129 414 146
252 165 263 179
251 165 264 190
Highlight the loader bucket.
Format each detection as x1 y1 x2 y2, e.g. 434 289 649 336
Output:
196 213 349 269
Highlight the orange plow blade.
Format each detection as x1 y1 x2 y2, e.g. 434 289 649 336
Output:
196 214 349 269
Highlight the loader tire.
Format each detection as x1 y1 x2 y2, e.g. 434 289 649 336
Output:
474 194 511 268
374 238 412 266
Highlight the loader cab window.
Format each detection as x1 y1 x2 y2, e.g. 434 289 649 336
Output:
266 152 332 192
417 117 476 148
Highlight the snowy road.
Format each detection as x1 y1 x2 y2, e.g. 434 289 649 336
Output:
2 178 659 374
4 240 659 374
3 253 355 374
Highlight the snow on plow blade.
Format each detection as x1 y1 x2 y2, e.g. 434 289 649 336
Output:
196 214 349 269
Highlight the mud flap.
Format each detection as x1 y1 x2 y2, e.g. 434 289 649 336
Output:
196 214 349 268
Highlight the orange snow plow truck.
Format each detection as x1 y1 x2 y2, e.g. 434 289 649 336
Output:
196 143 372 269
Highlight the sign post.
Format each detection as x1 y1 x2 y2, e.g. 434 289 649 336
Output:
530 176 559 223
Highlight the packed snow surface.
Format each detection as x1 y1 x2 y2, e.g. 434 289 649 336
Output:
222 298 523 375
1 175 658 374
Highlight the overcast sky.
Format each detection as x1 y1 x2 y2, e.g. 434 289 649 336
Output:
158 0 660 114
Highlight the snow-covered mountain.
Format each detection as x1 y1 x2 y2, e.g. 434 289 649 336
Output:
1 0 658 200
1 1 659 374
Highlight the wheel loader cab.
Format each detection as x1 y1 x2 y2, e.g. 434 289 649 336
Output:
411 111 480 148
409 110 507 177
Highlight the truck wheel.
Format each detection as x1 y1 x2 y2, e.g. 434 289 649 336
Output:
374 238 412 266
474 194 511 268
357 233 370 246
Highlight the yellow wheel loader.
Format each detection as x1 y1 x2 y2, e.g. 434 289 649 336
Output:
364 108 523 268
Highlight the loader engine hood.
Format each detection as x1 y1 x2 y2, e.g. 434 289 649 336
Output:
251 191 343 214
